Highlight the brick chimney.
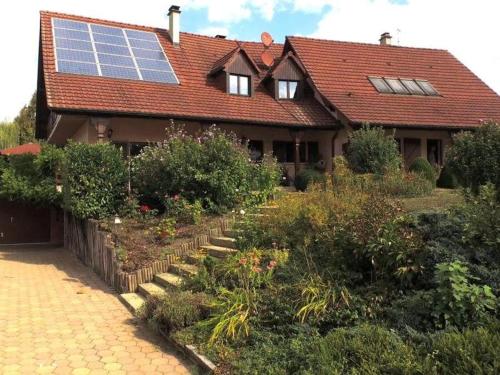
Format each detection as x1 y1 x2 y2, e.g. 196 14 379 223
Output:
168 5 181 45
379 32 392 46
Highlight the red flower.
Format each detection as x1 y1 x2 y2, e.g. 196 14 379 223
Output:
139 204 151 213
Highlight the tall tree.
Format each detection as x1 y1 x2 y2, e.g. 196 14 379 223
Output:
14 92 36 144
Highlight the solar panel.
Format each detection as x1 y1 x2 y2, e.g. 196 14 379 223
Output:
97 54 135 67
92 33 127 46
128 38 161 51
53 17 179 84
416 80 439 96
401 79 426 95
101 65 140 80
58 61 99 76
368 76 439 97
54 28 91 41
368 77 393 93
385 78 409 94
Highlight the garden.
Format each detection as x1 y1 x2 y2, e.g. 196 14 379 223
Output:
137 123 499 374
0 121 498 374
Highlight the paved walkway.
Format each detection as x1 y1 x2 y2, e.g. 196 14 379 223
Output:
0 245 197 374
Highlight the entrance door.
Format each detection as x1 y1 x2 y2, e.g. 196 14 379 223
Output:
0 200 51 244
403 138 421 167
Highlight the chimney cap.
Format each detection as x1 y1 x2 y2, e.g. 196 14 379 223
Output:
168 5 181 14
379 32 392 45
215 34 226 39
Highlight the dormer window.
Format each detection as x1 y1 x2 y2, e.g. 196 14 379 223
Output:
278 80 298 99
229 74 250 96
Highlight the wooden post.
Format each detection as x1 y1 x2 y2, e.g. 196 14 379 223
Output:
289 130 304 179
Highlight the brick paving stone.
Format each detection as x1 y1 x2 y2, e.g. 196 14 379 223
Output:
0 245 197 374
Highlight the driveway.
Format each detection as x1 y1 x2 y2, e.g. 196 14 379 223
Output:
0 245 197 374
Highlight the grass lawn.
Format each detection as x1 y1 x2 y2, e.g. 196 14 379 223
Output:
400 188 463 212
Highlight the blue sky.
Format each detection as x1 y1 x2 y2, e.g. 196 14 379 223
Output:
0 0 498 121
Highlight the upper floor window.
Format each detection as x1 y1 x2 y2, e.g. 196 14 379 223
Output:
229 74 250 96
278 80 299 99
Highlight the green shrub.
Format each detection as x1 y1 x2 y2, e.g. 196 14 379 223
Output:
409 157 436 185
447 121 500 195
437 165 458 189
433 261 497 329
64 142 127 219
132 125 279 213
141 291 210 334
0 144 63 206
458 183 500 248
373 170 434 197
309 324 421 374
421 323 500 374
294 168 325 191
346 124 402 174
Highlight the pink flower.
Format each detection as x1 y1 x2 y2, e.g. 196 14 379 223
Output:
239 258 248 265
173 195 180 201
252 266 262 273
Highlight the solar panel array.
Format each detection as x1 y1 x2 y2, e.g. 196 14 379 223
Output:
52 18 178 84
368 77 439 96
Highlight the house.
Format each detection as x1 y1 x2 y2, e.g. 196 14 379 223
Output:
35 6 500 179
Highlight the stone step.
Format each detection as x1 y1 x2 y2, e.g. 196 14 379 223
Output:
154 272 184 289
186 253 206 265
138 282 167 298
224 229 241 238
169 263 199 278
210 236 237 249
119 293 146 314
200 245 237 259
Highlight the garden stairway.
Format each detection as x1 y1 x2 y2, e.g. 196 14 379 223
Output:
119 227 240 314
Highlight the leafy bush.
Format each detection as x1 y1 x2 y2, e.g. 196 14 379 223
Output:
308 324 421 374
437 165 458 189
458 183 500 248
447 121 500 195
64 142 127 219
132 125 280 213
373 170 434 197
142 291 210 334
421 323 500 374
409 157 436 185
433 261 497 329
294 168 325 191
0 144 63 206
346 124 401 174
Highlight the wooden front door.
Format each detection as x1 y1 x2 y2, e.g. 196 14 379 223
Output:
0 200 51 244
403 138 421 167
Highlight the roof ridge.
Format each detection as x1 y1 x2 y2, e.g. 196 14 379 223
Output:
287 35 449 53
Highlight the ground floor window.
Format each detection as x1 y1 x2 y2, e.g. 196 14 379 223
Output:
272 141 319 163
427 139 442 166
248 140 264 162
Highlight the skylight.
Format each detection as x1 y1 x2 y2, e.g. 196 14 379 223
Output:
52 18 179 84
368 77 439 96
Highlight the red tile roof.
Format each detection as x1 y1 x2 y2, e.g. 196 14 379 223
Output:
0 143 41 156
39 11 333 128
39 11 500 131
288 36 500 128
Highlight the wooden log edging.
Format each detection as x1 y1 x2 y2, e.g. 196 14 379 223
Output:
64 213 234 293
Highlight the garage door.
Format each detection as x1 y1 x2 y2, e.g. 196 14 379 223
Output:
0 200 51 244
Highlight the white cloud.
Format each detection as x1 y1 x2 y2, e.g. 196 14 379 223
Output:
308 0 500 94
196 26 230 37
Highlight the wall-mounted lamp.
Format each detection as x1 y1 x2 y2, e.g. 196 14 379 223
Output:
107 128 113 139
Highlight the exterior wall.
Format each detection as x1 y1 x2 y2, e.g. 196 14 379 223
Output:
67 115 453 178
